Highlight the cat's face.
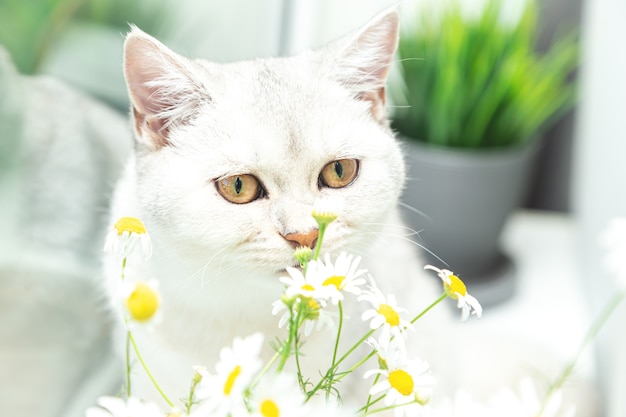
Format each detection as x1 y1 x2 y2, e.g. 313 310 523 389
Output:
123 9 404 275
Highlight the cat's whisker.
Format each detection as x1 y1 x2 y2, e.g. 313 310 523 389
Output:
176 246 233 292
392 57 426 65
397 201 432 221
387 104 412 109
361 221 423 238
357 222 448 267
201 252 241 288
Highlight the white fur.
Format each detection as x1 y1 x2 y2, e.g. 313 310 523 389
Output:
107 8 436 406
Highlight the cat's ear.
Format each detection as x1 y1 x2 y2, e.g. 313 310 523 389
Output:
123 26 210 149
330 8 399 124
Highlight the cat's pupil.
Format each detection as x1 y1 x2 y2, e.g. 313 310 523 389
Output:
234 177 243 194
334 161 344 179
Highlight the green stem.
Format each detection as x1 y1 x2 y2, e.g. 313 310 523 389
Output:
277 301 303 372
313 223 328 261
127 328 174 407
330 302 344 369
294 323 306 390
364 399 418 416
306 293 448 400
306 328 376 401
339 349 377 380
334 328 376 370
360 375 382 415
539 290 625 413
251 352 280 389
338 293 446 369
125 331 132 397
411 293 447 324
185 377 200 415
120 257 127 281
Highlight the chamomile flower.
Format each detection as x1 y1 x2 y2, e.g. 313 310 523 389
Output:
120 279 161 325
359 285 413 344
194 333 264 415
364 349 435 417
424 265 482 321
272 297 335 336
365 335 407 370
279 261 339 302
238 373 309 417
104 216 152 260
319 252 368 302
311 197 341 226
85 396 164 417
293 246 313 266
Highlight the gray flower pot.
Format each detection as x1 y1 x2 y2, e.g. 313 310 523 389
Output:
400 138 539 305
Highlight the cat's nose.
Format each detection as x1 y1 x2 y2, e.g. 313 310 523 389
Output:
282 229 319 250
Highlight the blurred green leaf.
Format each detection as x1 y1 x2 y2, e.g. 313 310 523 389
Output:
393 0 578 148
0 0 171 74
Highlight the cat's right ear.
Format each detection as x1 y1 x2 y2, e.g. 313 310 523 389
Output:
123 26 210 150
324 8 399 125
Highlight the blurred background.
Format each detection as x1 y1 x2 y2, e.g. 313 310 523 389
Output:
0 0 583 208
0 0 624 415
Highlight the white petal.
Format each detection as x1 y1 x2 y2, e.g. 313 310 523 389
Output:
369 379 392 396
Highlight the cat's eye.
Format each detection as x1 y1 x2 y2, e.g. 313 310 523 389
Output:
319 159 359 188
216 174 265 204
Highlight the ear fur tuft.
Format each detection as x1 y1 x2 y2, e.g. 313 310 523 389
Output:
331 8 400 123
123 26 211 149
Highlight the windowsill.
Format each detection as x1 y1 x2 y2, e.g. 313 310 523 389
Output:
425 210 600 414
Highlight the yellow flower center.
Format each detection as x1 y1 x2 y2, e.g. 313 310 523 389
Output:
125 282 159 321
388 369 414 396
301 297 320 321
301 284 315 292
322 275 345 290
445 275 467 298
259 399 280 417
306 297 320 310
223 365 241 395
311 209 338 226
114 217 147 235
378 303 400 326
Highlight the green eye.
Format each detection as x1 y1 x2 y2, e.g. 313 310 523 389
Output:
216 174 264 204
320 159 359 188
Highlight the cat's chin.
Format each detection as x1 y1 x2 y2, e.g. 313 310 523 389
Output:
282 263 302 272
276 262 302 275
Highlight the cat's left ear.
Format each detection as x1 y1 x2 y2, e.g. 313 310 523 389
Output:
331 8 399 124
123 26 211 150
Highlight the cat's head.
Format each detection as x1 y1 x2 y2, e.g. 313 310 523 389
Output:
122 9 406 275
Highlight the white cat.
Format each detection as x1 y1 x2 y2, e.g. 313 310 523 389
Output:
106 8 435 409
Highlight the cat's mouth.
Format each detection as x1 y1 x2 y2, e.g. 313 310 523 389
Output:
278 263 303 274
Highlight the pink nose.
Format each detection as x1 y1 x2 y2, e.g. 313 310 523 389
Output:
282 229 319 249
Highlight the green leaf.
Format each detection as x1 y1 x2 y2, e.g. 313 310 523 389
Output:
392 0 578 148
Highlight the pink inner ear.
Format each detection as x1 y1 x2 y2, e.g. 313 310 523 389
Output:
357 88 388 123
132 106 169 148
124 30 194 149
337 8 399 124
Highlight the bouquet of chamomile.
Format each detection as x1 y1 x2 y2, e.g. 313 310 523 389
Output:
88 201 625 417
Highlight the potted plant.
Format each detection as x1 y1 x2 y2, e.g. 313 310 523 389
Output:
392 0 578 304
